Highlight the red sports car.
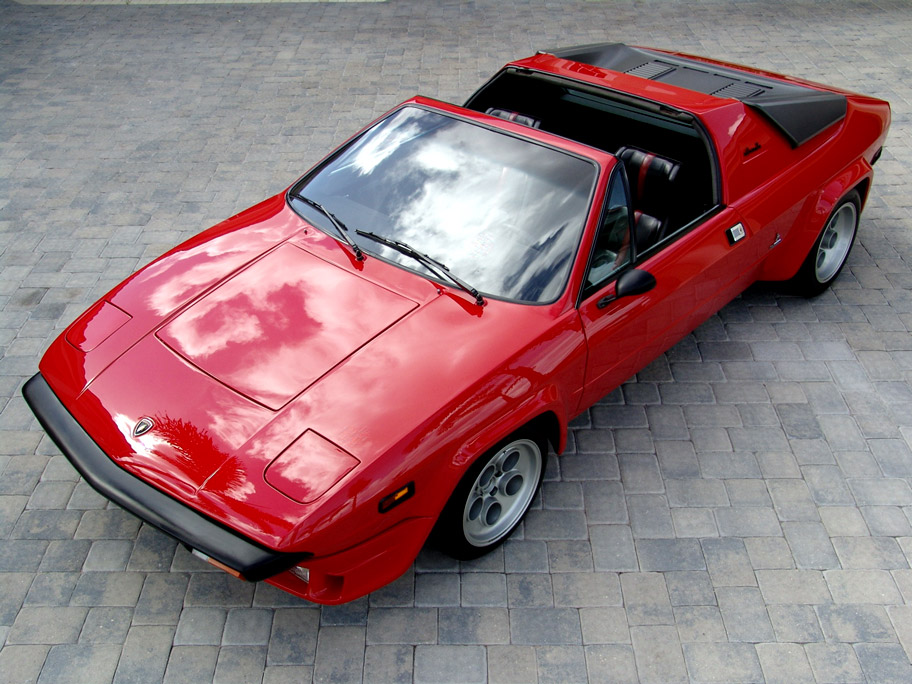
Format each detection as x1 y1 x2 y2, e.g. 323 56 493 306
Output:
25 44 890 604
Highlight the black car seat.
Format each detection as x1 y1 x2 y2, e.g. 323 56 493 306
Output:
615 146 681 253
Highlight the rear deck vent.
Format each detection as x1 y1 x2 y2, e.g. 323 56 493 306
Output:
712 81 768 100
625 61 675 80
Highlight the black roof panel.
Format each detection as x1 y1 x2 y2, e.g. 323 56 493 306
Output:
548 43 847 147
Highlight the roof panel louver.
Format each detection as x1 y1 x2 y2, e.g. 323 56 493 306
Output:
548 43 847 147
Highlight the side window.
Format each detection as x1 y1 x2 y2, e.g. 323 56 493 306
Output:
582 167 633 300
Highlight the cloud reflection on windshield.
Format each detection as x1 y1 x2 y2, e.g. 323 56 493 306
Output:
300 107 596 303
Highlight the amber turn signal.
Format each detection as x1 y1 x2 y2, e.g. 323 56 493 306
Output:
378 482 415 513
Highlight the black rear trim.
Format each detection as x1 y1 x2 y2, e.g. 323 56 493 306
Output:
547 43 847 147
22 373 309 582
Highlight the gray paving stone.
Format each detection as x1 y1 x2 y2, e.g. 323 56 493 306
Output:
213 646 267 684
415 645 487 684
174 607 227 646
584 644 638 683
547 540 594 572
589 525 638 572
682 642 764 683
70 572 144 607
506 573 553 608
832 536 910 569
724 479 772 507
768 479 819 520
666 479 729 507
580 480 627 524
37 644 121 684
24 571 78 606
854 643 912 684
460 572 507 607
755 569 831 604
672 507 719 537
113 625 174 684
267 607 321 665
79 607 133 645
415 572 460 607
363 645 413 684
184 573 256 607
756 642 815 684
783 521 839 569
627 494 674 538
510 607 582 645
579 606 630 644
319 597 369 627
535 644 588 684
630 625 687 684
83 540 133 572
664 571 716 606
0 644 50 684
439 607 509 645
744 537 796 570
715 507 782 537
620 573 673 626
132 573 188 626
8 605 87 645
673 605 727 642
717 587 775 643
313 626 366 684
805 643 866 684
817 604 897 642
366 607 436 646
819 506 870 537
767 604 825 643
825 569 904 604
702 537 757 587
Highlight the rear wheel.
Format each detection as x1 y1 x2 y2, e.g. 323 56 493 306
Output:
789 190 860 297
433 429 546 560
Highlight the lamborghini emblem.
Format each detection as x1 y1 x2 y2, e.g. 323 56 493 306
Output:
133 417 154 437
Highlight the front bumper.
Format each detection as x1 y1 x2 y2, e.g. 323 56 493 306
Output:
22 373 309 582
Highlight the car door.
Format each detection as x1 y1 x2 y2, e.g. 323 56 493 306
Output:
577 165 757 409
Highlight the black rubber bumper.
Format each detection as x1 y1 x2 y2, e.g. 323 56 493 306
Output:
22 373 309 582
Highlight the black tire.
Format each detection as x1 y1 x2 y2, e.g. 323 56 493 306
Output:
788 189 861 297
432 428 547 560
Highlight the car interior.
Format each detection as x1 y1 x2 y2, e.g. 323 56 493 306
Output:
465 69 719 249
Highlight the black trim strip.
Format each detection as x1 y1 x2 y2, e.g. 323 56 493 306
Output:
22 373 309 582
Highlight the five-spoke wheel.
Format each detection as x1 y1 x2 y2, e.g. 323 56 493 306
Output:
433 429 546 560
789 189 860 297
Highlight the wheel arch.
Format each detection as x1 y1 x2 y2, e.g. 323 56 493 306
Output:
758 158 872 282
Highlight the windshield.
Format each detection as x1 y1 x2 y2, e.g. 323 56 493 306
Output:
289 106 597 303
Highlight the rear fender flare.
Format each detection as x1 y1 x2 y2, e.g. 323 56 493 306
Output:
759 158 872 282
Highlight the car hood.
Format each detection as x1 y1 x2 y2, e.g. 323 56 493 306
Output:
80 244 418 498
157 242 417 410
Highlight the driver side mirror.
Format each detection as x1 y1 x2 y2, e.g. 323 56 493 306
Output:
597 268 656 309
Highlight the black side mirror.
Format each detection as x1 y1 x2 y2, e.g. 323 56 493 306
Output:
597 268 656 308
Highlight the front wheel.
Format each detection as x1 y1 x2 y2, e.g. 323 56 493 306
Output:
433 430 546 560
789 190 860 297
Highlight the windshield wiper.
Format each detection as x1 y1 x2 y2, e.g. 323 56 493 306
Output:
356 230 485 307
288 192 364 261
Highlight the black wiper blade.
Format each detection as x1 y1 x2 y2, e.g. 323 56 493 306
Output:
288 191 364 261
356 230 485 307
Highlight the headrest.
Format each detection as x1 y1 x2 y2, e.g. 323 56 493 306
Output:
485 108 541 129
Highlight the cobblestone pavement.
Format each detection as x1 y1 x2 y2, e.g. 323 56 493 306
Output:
2 1 912 682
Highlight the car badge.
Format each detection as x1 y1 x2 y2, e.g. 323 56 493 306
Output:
133 417 154 437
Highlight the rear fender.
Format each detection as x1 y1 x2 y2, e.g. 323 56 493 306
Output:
759 158 872 282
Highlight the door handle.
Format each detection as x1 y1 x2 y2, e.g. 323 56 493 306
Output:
596 294 616 309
